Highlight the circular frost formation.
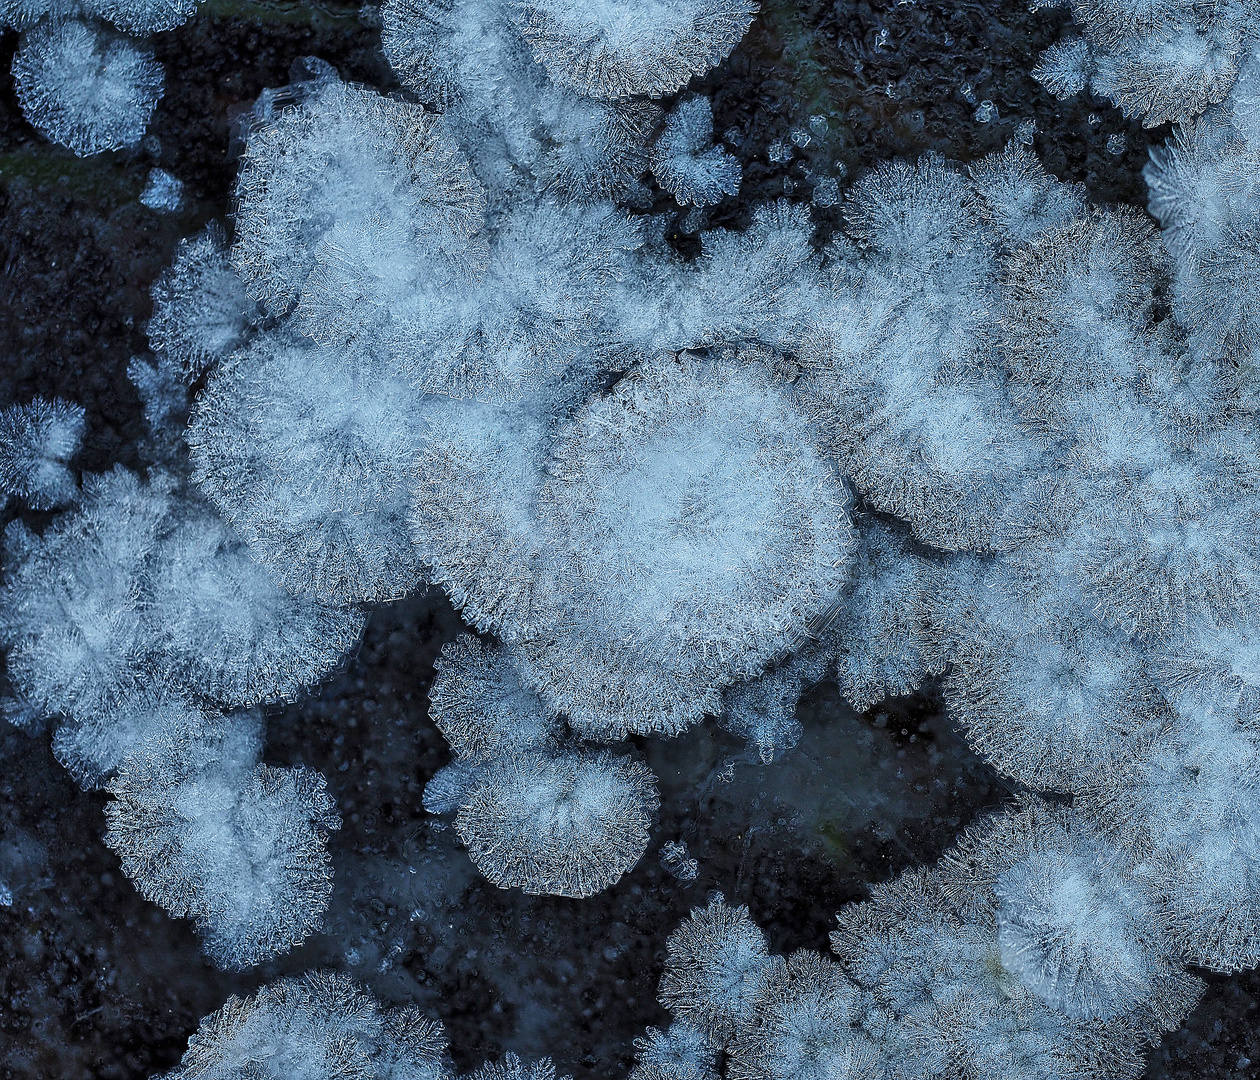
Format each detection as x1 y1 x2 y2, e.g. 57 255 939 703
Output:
13 19 163 156
166 971 452 1080
658 894 771 1043
188 332 433 603
510 0 757 99
148 224 255 378
455 748 659 897
232 77 485 314
95 0 199 34
995 846 1160 1021
726 951 876 1080
147 509 367 706
523 351 854 738
939 800 1205 1035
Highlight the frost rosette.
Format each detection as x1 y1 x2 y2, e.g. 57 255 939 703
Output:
231 77 485 317
519 349 855 739
456 748 659 897
509 0 758 99
12 19 163 157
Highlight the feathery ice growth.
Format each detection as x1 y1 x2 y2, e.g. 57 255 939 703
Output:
6 0 1260 1075
1 0 208 155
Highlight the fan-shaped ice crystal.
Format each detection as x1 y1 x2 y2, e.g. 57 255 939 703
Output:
13 20 162 156
455 748 659 897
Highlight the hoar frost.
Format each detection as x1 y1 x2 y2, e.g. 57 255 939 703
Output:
24 0 1260 1070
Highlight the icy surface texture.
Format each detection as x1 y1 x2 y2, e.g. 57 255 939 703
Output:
0 0 199 34
229 79 485 320
718 661 808 766
830 517 941 715
423 635 660 896
19 0 1260 1068
139 167 185 211
378 0 744 209
188 329 439 604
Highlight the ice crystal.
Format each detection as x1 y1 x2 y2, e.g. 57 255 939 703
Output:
0 466 363 721
651 95 741 207
148 224 256 377
832 518 940 714
725 951 877 1080
1032 0 1260 127
12 20 162 156
427 634 559 763
509 0 757 99
518 350 853 739
188 331 434 603
166 970 451 1079
231 78 485 317
658 894 772 1043
455 748 659 897
104 721 341 968
0 397 84 510
631 1023 719 1080
941 802 1203 1028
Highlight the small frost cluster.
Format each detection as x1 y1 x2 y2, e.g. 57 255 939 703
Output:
1032 0 1260 128
1 460 362 759
1144 88 1260 374
148 223 257 377
423 635 660 897
654 895 884 1080
104 712 340 969
162 970 454 1079
0 373 359 967
0 396 84 510
376 0 751 204
651 94 741 206
382 0 754 107
165 971 572 1080
2 0 200 155
11 19 163 155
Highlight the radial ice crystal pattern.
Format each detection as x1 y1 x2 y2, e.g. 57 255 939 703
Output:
13 20 162 156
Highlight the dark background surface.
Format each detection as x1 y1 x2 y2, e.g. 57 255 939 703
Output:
0 0 1256 1076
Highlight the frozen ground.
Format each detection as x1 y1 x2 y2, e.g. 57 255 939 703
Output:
0 1 1255 1076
